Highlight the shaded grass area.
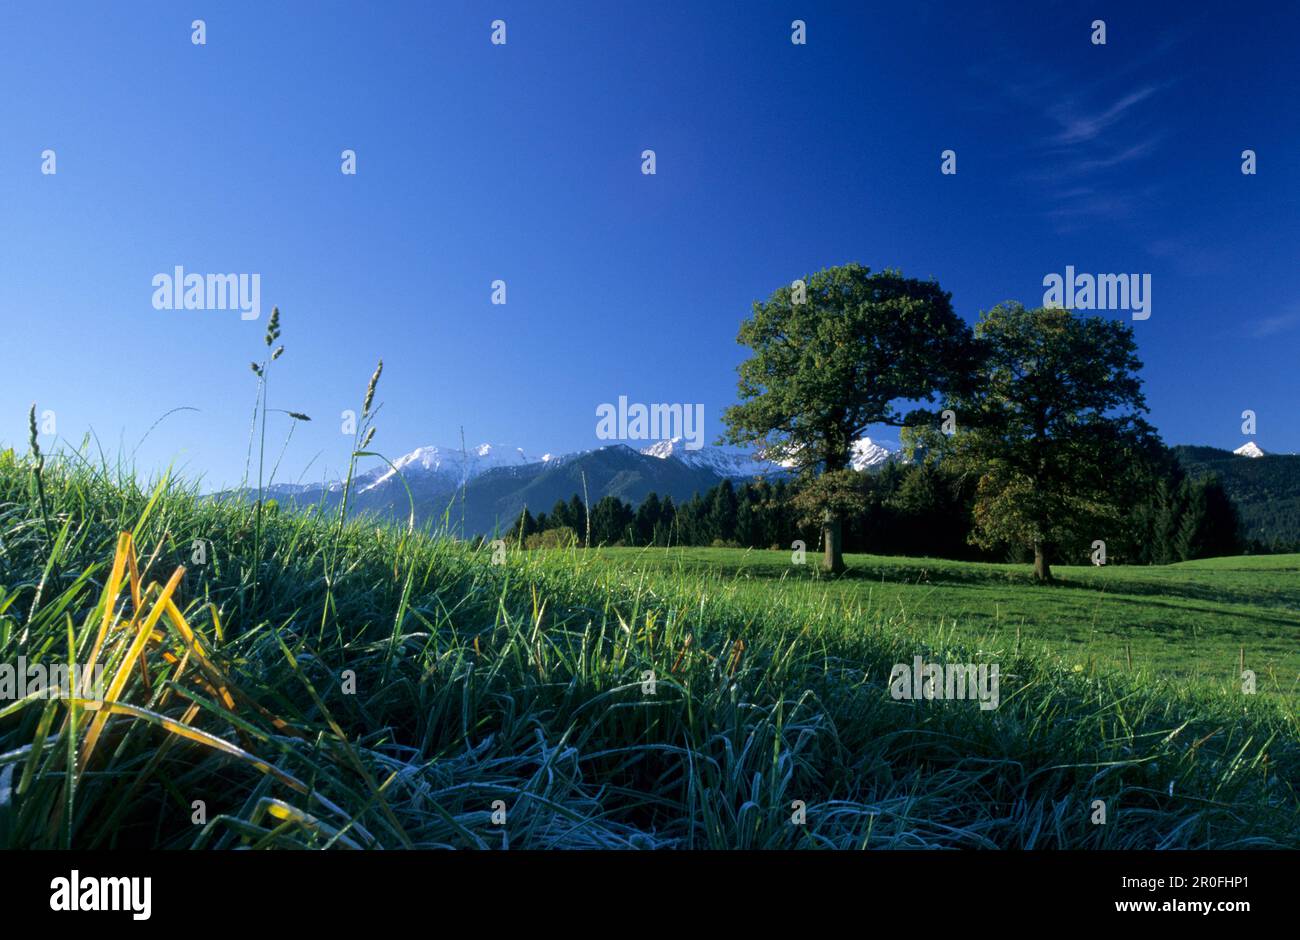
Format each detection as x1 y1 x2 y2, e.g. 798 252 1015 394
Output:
0 453 1297 849
596 547 1300 701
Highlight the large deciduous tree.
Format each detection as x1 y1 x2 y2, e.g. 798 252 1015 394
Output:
941 302 1157 582
722 264 975 573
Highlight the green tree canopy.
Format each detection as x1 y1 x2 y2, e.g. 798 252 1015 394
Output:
936 302 1159 581
722 263 975 572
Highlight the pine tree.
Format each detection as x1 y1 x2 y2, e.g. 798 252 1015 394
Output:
636 492 663 546
591 495 634 545
657 495 677 546
708 479 739 544
735 484 758 546
568 494 587 544
550 498 572 532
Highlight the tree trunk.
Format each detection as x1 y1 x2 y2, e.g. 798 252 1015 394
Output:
822 511 845 574
1033 541 1052 582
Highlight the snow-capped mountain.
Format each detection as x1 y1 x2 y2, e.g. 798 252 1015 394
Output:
640 439 779 478
850 437 898 470
352 434 900 491
357 443 546 493
640 436 899 476
1233 441 1267 458
238 436 902 535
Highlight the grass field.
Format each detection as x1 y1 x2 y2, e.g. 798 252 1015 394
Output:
592 547 1300 701
1 453 1297 849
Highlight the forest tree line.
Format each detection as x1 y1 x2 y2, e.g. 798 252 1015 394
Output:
494 448 1247 565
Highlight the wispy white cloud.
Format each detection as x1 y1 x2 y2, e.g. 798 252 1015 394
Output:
963 31 1183 229
1064 135 1163 171
1049 85 1161 144
1250 312 1300 338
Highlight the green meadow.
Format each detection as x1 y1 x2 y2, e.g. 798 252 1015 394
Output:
592 547 1300 702
0 455 1297 849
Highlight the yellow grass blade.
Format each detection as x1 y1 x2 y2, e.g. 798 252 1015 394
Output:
76 699 309 795
254 798 363 849
79 565 184 772
209 603 225 644
126 539 143 615
84 532 131 670
161 597 236 712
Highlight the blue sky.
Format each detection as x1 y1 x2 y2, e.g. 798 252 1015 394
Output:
1 0 1297 488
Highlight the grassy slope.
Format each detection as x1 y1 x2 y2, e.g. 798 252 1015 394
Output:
0 454 1297 849
593 548 1300 701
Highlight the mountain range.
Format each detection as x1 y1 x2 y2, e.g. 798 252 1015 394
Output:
252 437 898 535
244 436 1300 548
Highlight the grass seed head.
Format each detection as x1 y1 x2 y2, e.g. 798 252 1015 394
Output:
27 403 41 460
265 306 281 347
363 359 383 415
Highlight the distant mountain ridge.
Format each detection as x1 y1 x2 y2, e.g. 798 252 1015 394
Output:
356 443 556 495
455 444 728 534
1173 443 1300 549
235 438 1300 546
640 435 898 474
245 436 900 536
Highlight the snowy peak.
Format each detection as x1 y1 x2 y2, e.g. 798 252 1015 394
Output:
358 443 541 493
640 438 782 479
1233 441 1266 458
643 436 899 477
641 439 683 460
467 442 538 470
850 437 898 470
773 437 901 472
359 435 902 495
390 445 453 474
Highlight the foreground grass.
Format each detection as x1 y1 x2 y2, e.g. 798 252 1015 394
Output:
593 547 1300 702
1 453 1297 848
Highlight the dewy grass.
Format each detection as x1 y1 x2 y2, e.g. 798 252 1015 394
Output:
593 546 1300 701
321 358 383 646
0 449 1296 849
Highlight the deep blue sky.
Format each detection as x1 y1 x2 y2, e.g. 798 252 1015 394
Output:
2 0 1296 487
